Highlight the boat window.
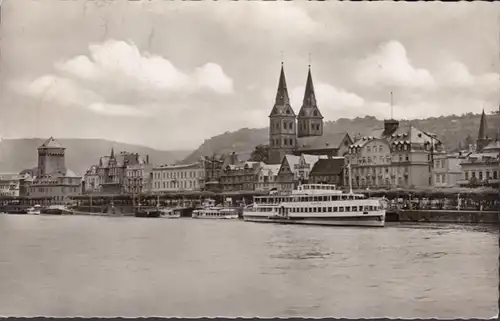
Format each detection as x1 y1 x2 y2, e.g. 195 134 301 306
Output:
323 207 327 212
345 207 351 212
352 206 358 211
328 207 332 212
339 207 344 212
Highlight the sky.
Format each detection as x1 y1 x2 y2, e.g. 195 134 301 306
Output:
0 0 499 150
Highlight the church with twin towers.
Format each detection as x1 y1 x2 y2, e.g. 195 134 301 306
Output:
267 62 353 164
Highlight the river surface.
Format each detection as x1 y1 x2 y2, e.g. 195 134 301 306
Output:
0 214 497 318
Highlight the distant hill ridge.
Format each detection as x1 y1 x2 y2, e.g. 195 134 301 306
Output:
0 138 191 176
180 112 500 164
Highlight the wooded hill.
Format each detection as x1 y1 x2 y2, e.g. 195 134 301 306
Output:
180 112 500 164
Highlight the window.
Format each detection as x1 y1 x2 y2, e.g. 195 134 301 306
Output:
494 171 498 179
367 146 371 152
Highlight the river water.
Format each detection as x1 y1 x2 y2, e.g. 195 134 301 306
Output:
0 214 497 318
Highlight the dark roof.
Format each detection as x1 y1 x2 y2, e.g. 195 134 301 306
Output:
297 66 323 119
296 132 349 151
310 158 345 176
269 64 296 118
39 137 64 149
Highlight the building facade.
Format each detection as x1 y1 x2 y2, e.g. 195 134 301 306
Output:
125 162 153 194
151 162 205 193
255 164 281 192
27 137 82 204
83 165 100 194
0 173 26 197
431 152 467 187
204 154 225 192
345 120 444 189
267 63 351 164
457 111 500 188
220 161 262 192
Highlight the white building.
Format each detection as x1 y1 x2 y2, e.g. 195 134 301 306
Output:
432 152 469 187
125 162 153 194
151 162 205 192
0 173 29 197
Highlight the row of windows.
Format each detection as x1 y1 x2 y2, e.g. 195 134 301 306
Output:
273 121 294 131
351 166 409 175
255 194 363 204
31 187 78 193
271 137 295 147
154 180 199 189
126 170 144 177
153 170 202 180
464 170 498 180
258 205 379 213
298 122 321 131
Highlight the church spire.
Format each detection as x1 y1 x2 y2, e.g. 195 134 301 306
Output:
274 62 290 106
478 109 487 139
110 148 115 159
302 65 317 108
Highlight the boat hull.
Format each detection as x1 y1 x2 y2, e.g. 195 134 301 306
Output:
192 215 239 220
243 212 385 227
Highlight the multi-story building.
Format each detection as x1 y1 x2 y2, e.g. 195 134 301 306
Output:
84 149 148 194
83 165 100 194
27 137 82 204
220 161 263 192
0 173 26 197
294 154 323 183
276 155 300 191
432 152 468 187
204 154 225 192
345 120 444 189
267 63 351 164
124 156 152 194
309 157 345 186
151 162 205 193
255 164 281 192
458 111 500 188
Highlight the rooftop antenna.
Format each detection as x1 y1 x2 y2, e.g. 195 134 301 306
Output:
308 52 312 68
390 91 394 119
280 51 284 65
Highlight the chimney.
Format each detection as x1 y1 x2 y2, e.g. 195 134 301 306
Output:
383 119 399 136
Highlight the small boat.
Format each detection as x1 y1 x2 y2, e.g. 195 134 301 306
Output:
192 198 239 219
7 208 28 215
40 205 73 215
27 204 42 215
159 208 181 219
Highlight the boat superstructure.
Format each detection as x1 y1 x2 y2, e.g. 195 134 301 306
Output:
242 183 386 227
27 204 42 215
192 198 239 219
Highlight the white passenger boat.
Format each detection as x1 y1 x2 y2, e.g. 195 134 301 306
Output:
192 198 239 219
243 165 385 227
243 184 385 227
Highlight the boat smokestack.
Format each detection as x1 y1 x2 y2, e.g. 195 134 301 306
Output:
347 162 353 195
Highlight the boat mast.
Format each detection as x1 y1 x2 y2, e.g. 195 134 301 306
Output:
347 162 353 195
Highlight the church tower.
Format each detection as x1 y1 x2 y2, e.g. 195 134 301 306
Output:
37 137 66 177
268 63 297 164
297 65 323 138
477 109 490 152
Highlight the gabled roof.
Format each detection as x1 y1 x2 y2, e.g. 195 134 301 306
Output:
297 132 349 151
310 158 345 176
483 139 500 152
39 137 64 149
301 154 322 166
260 164 281 176
283 154 300 173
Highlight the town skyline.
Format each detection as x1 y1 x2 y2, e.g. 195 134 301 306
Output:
0 1 499 150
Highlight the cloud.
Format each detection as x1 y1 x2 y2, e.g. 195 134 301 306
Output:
355 40 499 95
55 39 234 95
12 39 234 118
355 41 436 89
12 74 149 118
435 61 499 93
291 82 365 119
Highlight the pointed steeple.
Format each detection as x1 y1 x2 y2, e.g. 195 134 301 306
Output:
302 65 317 108
269 62 295 117
478 109 487 139
298 65 322 119
274 63 290 106
110 148 115 159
